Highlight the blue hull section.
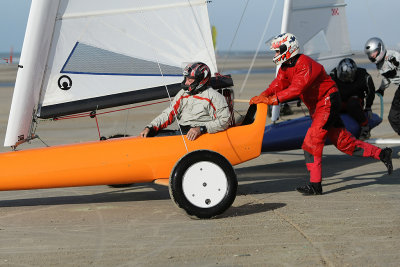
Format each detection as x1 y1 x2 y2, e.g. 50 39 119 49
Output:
261 113 382 152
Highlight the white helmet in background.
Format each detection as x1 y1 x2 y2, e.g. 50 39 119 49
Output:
364 37 386 63
270 33 299 65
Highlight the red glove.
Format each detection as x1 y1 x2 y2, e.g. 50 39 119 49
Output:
249 95 264 105
249 95 279 105
265 95 279 105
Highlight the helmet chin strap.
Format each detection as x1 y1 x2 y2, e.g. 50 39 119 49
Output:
181 82 189 91
181 77 193 92
376 51 387 63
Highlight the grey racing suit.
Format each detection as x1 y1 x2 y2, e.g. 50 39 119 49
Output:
146 87 230 134
376 49 400 134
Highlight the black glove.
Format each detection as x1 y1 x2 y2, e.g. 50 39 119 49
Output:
376 89 384 97
388 56 399 67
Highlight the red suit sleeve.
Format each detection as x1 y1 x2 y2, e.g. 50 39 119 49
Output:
259 70 289 97
276 60 314 103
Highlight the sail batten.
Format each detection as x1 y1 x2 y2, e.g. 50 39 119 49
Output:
59 1 205 20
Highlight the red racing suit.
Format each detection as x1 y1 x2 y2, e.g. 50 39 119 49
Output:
260 54 382 182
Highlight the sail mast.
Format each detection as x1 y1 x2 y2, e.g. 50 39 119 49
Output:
4 0 60 147
281 0 292 33
270 0 293 122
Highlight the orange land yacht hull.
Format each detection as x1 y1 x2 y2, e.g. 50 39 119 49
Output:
0 104 267 191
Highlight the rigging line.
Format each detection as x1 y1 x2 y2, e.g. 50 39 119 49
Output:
219 0 250 73
238 0 278 97
53 112 91 121
123 105 131 137
36 135 50 147
91 105 102 139
27 115 49 148
138 0 189 152
52 100 171 121
94 115 101 140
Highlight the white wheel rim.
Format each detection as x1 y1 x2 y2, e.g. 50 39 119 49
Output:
182 161 228 208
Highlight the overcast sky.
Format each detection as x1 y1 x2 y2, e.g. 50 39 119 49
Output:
1 0 399 53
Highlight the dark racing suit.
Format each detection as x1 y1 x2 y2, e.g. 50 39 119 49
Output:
260 54 382 183
330 67 375 126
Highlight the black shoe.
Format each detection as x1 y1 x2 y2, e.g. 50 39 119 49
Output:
296 182 323 195
379 147 393 175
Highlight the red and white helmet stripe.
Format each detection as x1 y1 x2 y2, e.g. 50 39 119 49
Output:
270 33 300 65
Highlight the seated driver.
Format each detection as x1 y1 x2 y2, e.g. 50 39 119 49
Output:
140 62 231 141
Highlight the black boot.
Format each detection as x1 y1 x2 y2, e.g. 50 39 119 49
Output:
296 182 323 195
379 147 393 175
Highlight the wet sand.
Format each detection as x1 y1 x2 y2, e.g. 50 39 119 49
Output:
0 56 399 266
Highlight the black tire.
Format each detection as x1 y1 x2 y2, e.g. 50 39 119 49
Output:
169 150 237 219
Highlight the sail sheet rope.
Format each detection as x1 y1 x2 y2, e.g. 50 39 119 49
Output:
137 0 190 152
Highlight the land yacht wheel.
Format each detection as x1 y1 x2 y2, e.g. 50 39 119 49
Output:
169 150 237 219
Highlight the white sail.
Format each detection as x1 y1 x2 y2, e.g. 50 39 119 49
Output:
5 0 217 147
282 0 352 72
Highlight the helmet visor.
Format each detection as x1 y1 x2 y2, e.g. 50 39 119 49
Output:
367 49 380 62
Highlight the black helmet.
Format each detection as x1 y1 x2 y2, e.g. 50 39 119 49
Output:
337 58 357 83
181 62 211 94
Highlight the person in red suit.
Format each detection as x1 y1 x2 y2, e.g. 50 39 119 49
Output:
250 33 393 195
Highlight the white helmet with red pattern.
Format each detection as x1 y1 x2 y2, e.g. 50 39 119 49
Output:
270 33 299 65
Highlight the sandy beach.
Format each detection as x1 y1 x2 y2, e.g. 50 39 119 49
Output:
0 55 399 266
